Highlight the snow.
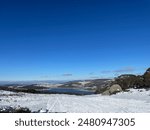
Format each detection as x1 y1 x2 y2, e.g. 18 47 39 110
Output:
78 81 91 86
0 89 150 113
35 83 63 88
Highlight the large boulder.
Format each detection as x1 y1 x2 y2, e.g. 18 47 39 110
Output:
109 84 122 94
102 84 122 95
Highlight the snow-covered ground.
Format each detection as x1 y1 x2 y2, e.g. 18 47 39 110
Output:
0 89 150 113
35 83 63 88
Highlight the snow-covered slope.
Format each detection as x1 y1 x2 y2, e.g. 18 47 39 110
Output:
0 89 150 113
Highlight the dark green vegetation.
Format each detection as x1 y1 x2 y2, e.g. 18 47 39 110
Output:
0 86 40 94
143 68 150 87
0 106 31 113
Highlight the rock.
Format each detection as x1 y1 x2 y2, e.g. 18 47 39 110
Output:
109 84 122 94
102 90 110 95
95 80 112 94
96 67 150 93
102 84 122 95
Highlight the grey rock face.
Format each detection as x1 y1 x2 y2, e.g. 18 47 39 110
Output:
102 84 122 95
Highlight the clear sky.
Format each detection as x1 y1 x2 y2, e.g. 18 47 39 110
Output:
0 0 150 81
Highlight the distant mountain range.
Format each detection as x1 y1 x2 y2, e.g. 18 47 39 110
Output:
0 80 68 85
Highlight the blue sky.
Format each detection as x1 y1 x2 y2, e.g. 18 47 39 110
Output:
0 0 150 80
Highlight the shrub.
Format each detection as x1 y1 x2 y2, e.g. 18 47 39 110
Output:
143 68 150 87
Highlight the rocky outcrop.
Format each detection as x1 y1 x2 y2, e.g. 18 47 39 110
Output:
113 68 150 90
109 84 122 94
96 68 150 95
102 84 122 95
